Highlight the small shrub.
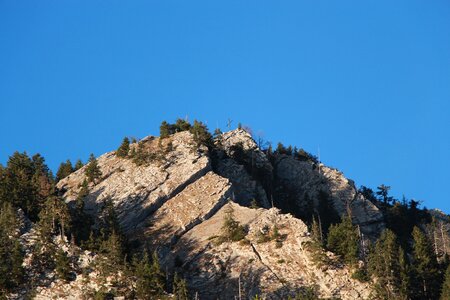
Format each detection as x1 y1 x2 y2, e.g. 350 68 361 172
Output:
250 199 259 209
220 203 247 242
352 268 370 282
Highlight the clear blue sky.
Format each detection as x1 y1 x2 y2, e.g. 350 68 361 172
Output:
1 1 449 212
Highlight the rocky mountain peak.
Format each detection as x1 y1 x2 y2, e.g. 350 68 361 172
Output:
47 128 386 298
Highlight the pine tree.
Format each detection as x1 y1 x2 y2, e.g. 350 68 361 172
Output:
173 272 189 300
116 137 130 158
411 226 440 299
85 154 102 183
0 204 24 288
160 121 172 139
221 203 246 242
327 215 359 265
0 202 19 237
55 249 71 282
441 264 450 300
398 246 411 299
150 251 165 294
376 184 393 205
174 118 191 132
2 152 38 220
40 195 71 239
0 227 24 293
71 179 92 244
189 120 213 150
56 159 74 181
99 230 124 276
368 229 403 299
74 159 84 170
134 250 153 299
310 215 323 247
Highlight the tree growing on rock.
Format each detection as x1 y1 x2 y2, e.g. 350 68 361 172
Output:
160 121 172 139
56 159 74 181
85 153 102 183
190 120 213 150
74 159 84 170
220 203 246 242
55 248 71 282
327 215 359 266
134 250 165 298
116 137 130 158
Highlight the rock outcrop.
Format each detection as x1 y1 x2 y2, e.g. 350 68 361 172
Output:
57 132 211 233
273 155 384 238
170 202 371 299
43 129 382 299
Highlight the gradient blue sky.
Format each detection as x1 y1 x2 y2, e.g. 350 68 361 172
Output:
1 1 449 211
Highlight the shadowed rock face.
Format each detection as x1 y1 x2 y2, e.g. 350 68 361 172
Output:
170 203 371 300
217 129 384 239
273 155 385 238
52 129 381 299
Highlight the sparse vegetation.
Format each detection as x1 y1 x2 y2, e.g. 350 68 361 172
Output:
215 202 247 244
85 153 102 183
116 137 130 158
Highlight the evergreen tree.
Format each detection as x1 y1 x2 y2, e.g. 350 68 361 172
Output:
173 273 189 300
56 159 74 181
116 137 130 158
0 216 24 293
368 229 405 299
134 250 154 299
71 179 92 244
310 215 323 247
174 118 191 132
189 120 213 150
276 142 286 155
411 226 441 299
327 215 359 265
74 159 84 170
40 195 71 239
0 202 19 237
55 249 71 282
220 203 246 242
441 264 450 300
85 154 102 183
308 215 329 267
160 121 172 139
398 247 411 299
99 230 124 275
31 154 53 200
150 251 165 295
1 152 38 220
376 184 393 205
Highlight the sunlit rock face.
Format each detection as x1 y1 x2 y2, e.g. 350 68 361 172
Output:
47 129 383 299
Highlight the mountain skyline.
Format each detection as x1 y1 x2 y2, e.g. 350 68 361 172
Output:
1 1 449 212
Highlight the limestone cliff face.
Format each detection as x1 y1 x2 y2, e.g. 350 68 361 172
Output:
169 203 371 299
273 155 384 238
217 129 384 238
57 132 211 233
49 129 381 299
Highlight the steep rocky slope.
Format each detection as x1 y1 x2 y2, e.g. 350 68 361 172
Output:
50 129 382 299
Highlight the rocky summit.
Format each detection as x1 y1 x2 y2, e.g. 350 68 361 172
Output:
5 126 447 300
45 128 380 299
